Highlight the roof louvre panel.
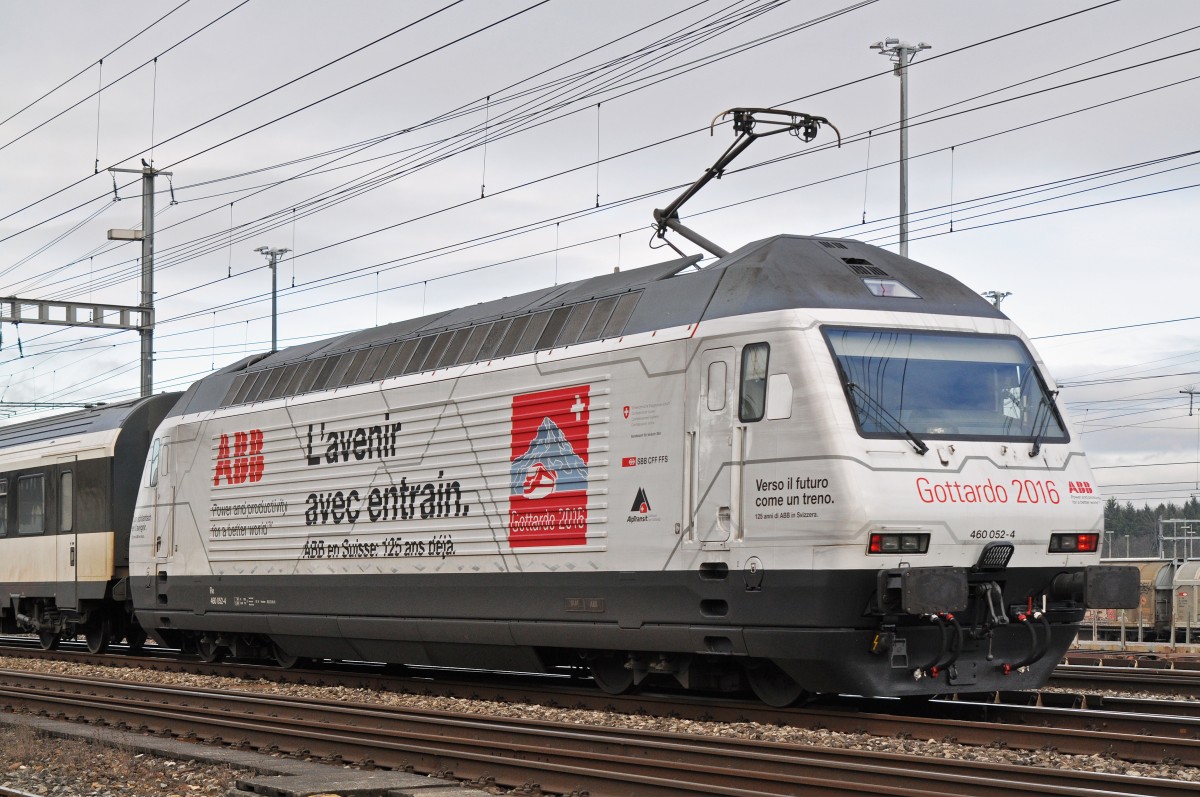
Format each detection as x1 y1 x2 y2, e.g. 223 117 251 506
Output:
555 301 595 347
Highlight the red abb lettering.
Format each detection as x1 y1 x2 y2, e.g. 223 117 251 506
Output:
246 429 264 482
213 434 234 486
213 429 265 486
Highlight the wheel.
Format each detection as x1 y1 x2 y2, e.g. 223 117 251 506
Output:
745 661 806 707
84 619 111 654
125 623 148 654
589 655 634 695
272 643 306 669
37 631 60 651
196 636 225 663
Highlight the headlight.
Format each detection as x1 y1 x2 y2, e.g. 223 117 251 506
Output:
868 532 929 554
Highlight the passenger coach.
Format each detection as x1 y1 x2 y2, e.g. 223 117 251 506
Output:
0 394 177 652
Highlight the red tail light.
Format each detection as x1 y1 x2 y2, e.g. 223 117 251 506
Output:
1048 532 1099 553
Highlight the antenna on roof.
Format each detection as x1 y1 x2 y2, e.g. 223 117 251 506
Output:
652 107 840 259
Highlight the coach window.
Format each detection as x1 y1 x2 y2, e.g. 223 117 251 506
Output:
739 342 770 423
0 479 7 536
17 474 44 535
60 471 73 533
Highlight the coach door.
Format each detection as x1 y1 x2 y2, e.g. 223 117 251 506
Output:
55 457 78 611
691 347 736 548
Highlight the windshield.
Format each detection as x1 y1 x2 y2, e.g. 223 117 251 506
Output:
824 327 1067 443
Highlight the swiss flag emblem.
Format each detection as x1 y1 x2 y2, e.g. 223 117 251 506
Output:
622 405 630 419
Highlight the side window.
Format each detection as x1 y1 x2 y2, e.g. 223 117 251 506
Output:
60 471 73 533
17 474 44 535
706 361 727 411
0 479 7 537
739 342 770 423
148 439 161 488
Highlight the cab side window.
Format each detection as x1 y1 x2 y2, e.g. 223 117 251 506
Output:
0 479 7 537
148 439 161 488
739 342 770 422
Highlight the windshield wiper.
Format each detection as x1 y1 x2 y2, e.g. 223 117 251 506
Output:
1028 389 1060 457
846 382 929 456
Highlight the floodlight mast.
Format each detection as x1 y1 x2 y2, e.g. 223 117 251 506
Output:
653 107 840 259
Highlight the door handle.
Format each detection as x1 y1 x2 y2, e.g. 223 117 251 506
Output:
70 544 76 567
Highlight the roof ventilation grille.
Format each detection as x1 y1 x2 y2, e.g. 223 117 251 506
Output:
843 257 889 277
819 240 849 249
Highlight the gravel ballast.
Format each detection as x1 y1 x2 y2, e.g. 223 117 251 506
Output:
1 653 1197 791
0 723 247 797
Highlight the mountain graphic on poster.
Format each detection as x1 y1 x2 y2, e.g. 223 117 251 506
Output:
511 417 588 496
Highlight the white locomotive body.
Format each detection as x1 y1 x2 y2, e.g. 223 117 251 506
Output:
129 234 1137 701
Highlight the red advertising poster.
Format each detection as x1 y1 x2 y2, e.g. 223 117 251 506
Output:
508 385 590 547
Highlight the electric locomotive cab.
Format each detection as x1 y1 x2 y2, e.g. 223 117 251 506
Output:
818 322 1138 690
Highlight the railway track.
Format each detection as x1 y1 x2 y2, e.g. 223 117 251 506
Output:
0 666 1192 797
4 639 1200 750
4 639 1200 792
8 635 1200 699
1049 664 1200 698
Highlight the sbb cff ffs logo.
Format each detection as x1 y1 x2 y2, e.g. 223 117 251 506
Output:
213 430 265 486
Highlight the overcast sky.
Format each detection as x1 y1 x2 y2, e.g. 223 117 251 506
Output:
0 0 1197 504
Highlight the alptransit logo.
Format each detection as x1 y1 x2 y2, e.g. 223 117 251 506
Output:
213 430 265 486
508 385 590 547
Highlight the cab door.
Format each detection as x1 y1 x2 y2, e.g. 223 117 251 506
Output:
145 437 174 606
689 347 736 548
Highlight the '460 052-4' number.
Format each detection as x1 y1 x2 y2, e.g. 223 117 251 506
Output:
969 529 1015 540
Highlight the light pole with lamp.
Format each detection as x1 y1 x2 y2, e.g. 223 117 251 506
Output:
869 37 931 258
254 246 290 353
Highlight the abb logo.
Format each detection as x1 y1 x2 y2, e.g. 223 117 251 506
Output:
1067 481 1094 494
213 430 265 486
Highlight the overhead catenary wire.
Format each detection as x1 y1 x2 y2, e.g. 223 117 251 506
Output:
0 0 1132 304
2 0 796 286
0 1 249 164
1 2 1192 408
0 0 194 132
16 0 844 298
98 23 1200 300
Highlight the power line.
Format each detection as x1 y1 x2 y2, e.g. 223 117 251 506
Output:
0 0 1120 296
0 2 1186 405
0 1 250 162
0 0 194 131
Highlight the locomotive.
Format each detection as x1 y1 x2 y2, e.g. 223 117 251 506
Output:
0 108 1137 704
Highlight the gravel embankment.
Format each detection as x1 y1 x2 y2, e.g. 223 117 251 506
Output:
1 654 1198 791
0 724 247 797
